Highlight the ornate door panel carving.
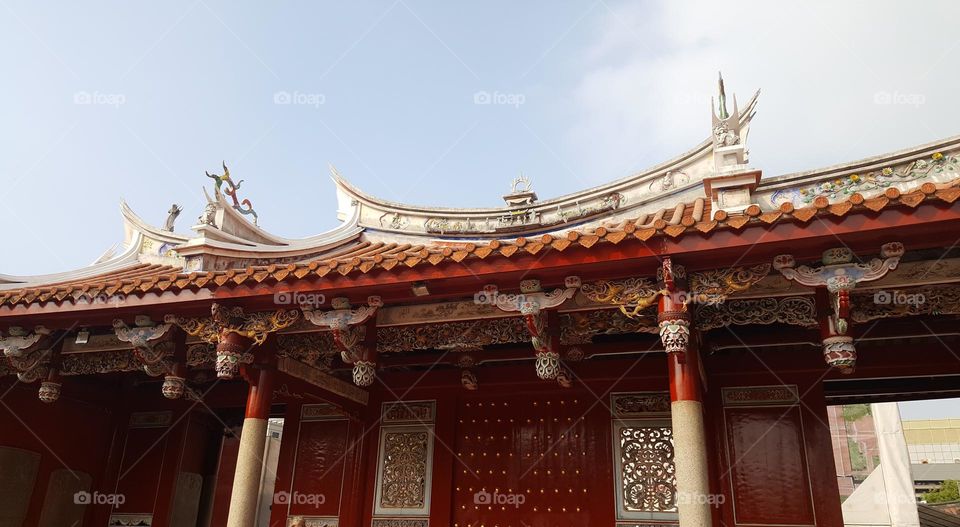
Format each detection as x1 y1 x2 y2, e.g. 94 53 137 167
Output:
452 393 613 527
373 401 436 525
286 404 351 526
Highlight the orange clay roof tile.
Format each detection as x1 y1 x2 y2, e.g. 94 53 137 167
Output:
2 181 958 308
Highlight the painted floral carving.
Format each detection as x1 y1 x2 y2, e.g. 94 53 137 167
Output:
795 152 958 204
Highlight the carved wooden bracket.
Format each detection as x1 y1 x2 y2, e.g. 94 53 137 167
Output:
165 303 300 379
491 277 579 380
302 296 381 387
0 326 50 358
774 242 904 373
2 326 54 384
113 318 174 377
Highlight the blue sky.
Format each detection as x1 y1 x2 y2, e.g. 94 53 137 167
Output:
2 2 959 416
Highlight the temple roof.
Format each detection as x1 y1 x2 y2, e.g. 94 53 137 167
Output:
3 84 960 309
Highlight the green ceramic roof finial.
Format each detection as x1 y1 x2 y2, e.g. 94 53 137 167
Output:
717 71 729 120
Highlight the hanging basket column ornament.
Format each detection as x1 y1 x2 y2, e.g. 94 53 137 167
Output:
38 369 62 404
491 276 580 381
162 362 187 400
301 296 382 387
165 303 300 380
773 242 904 373
657 258 691 362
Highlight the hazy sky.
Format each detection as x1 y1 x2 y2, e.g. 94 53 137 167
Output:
2 2 959 416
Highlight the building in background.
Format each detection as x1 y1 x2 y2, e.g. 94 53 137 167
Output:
906 419 960 464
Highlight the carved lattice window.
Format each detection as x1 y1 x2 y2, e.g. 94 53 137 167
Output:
610 392 677 522
617 425 677 513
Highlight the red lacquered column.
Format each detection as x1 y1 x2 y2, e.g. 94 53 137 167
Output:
658 276 711 527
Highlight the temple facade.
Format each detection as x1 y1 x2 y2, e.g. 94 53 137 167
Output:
2 79 960 527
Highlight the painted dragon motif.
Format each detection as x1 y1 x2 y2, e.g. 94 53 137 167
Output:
206 162 259 224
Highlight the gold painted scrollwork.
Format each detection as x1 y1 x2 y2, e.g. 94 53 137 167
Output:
581 277 664 318
165 304 300 345
689 263 770 304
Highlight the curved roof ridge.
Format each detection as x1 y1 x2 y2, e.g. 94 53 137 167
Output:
332 91 761 215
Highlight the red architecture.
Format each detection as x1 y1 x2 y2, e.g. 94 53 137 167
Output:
2 79 960 527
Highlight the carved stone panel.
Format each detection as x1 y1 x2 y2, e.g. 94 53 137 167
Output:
170 472 203 527
0 447 41 527
38 469 92 527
